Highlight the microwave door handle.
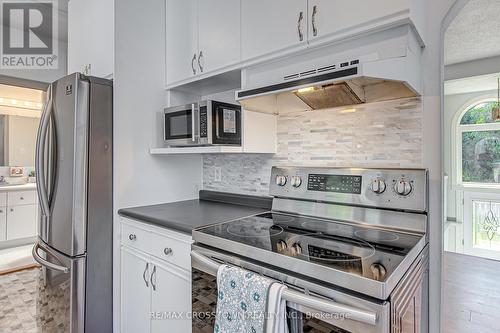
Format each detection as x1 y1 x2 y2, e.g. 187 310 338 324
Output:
191 103 196 142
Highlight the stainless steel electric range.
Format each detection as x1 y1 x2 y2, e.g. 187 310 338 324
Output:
191 167 429 333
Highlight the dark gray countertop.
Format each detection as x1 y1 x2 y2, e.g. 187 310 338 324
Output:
118 191 272 235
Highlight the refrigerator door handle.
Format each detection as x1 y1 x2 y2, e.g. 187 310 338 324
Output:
32 242 70 274
35 86 53 217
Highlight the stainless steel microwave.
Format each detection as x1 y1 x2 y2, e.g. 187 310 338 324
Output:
164 100 242 146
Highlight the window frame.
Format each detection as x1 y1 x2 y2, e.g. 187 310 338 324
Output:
455 98 500 188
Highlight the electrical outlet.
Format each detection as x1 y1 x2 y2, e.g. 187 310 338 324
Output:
214 167 222 182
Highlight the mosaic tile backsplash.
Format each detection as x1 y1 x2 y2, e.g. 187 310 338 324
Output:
203 98 423 196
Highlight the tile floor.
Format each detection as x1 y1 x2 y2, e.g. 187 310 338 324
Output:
0 244 37 273
0 267 39 332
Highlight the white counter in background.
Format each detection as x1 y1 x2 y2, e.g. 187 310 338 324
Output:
0 183 37 192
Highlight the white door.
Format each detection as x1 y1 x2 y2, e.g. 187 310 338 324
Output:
198 0 241 73
241 0 307 61
121 247 151 333
307 0 408 43
166 0 199 85
463 190 500 260
6 205 37 240
0 207 6 241
150 259 192 333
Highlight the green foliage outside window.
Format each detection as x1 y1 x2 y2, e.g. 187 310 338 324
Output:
461 102 500 183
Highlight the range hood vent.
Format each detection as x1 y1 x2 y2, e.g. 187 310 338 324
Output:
235 25 423 114
237 65 418 113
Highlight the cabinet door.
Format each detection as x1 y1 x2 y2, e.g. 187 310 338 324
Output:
121 247 151 333
166 0 199 84
0 207 6 241
6 204 37 240
68 0 114 78
308 0 409 43
241 0 307 61
151 260 192 333
198 0 241 73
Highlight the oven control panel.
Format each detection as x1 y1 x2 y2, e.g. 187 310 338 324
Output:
270 166 428 212
307 174 362 194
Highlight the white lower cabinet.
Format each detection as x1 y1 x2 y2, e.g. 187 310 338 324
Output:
151 259 191 333
120 219 193 333
0 207 6 241
6 204 37 240
120 247 151 333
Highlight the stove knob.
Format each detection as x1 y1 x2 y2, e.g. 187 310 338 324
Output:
275 175 287 186
276 240 288 252
290 243 302 256
291 176 302 188
370 178 386 194
370 263 387 281
394 179 412 196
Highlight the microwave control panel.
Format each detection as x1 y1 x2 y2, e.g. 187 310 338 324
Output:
200 106 208 138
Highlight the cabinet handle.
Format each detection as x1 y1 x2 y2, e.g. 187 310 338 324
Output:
0 210 3 213
20 197 24 200
198 51 204 73
297 11 304 41
128 234 137 241
191 53 197 75
151 265 157 291
143 263 149 287
164 247 173 256
10 208 13 212
312 5 318 37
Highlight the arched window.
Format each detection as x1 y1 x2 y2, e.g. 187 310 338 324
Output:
458 100 500 185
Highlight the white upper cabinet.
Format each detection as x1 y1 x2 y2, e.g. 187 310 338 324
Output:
68 0 114 78
166 0 241 86
307 0 412 44
166 0 199 84
198 0 241 74
241 0 307 61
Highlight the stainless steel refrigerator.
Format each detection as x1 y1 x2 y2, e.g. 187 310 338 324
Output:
32 73 113 333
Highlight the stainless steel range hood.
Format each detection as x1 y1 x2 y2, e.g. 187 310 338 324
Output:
236 26 422 114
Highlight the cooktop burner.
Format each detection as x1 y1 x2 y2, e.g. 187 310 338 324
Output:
197 212 424 283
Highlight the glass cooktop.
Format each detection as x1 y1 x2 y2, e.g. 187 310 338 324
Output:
196 212 424 283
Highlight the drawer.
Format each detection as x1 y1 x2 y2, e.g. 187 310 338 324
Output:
8 190 37 206
150 232 192 271
121 222 152 251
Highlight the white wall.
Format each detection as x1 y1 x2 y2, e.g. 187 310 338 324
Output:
113 0 202 330
6 116 39 167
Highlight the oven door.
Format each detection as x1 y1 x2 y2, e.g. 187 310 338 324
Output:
164 103 200 146
191 245 390 333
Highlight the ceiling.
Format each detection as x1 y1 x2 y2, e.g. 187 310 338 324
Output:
444 0 500 65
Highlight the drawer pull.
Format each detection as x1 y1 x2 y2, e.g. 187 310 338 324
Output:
164 247 173 256
129 234 137 241
20 197 24 200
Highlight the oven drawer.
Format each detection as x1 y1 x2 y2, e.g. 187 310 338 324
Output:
150 232 191 271
121 222 152 251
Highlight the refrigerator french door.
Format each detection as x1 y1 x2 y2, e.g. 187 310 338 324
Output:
32 73 113 333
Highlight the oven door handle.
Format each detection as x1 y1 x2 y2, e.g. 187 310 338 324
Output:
191 250 378 326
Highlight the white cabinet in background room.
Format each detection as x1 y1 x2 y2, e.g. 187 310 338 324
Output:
0 190 38 242
166 0 241 85
241 0 307 61
0 206 6 241
68 0 114 78
120 219 193 333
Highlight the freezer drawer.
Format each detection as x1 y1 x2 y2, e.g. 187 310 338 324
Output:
32 240 86 333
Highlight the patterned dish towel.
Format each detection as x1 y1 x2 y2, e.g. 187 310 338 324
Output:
214 265 288 333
